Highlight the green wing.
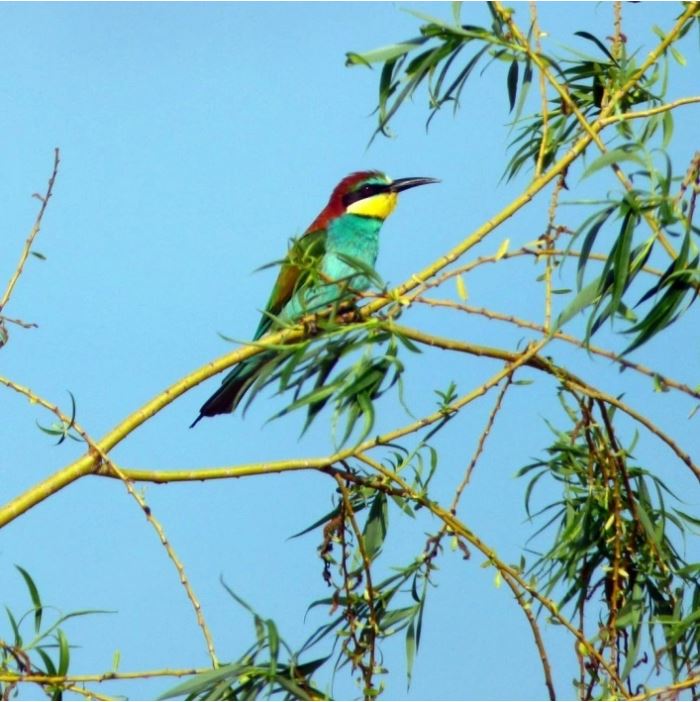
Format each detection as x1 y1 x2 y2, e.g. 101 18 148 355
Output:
252 228 327 340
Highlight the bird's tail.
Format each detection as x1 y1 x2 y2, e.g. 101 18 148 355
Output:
189 353 273 428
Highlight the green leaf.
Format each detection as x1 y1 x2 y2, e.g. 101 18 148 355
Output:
406 619 416 687
363 492 388 560
576 205 615 290
36 647 56 676
661 109 674 149
57 629 70 677
346 40 424 67
15 565 43 634
623 276 695 354
609 208 637 320
456 273 468 301
511 58 533 125
5 606 22 647
582 147 646 179
619 610 644 681
380 605 418 631
267 619 279 676
158 661 246 700
554 276 600 331
669 45 686 66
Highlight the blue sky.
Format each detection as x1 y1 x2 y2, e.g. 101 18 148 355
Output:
1 2 698 700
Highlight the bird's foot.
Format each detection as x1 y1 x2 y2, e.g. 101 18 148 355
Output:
338 308 362 325
302 314 320 336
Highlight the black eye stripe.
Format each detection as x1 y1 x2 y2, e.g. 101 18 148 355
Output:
342 183 391 208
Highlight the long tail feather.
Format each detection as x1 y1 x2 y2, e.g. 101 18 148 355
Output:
190 356 264 428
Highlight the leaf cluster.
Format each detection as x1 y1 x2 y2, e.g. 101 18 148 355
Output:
242 318 421 447
1 567 108 701
161 586 329 701
348 4 700 355
302 449 440 695
518 394 700 694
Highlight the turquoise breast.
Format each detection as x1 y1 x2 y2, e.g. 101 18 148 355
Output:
281 214 383 322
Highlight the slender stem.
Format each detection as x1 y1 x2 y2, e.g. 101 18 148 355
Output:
529 1 549 179
334 475 379 698
501 571 557 700
600 96 700 125
628 673 700 701
0 668 209 684
0 149 60 312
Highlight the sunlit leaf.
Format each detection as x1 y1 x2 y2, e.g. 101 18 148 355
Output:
456 273 468 301
582 147 646 179
495 238 510 260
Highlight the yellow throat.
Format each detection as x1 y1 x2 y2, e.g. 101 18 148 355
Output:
346 191 398 220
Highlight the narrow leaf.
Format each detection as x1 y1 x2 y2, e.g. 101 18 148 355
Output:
554 276 600 331
363 492 388 560
346 40 424 67
456 274 468 301
573 30 616 63
495 238 510 260
582 148 646 179
15 565 42 633
507 59 518 112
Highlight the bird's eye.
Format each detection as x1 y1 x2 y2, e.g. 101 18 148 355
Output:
360 185 374 196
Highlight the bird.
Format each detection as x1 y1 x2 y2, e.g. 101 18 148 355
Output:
190 170 438 427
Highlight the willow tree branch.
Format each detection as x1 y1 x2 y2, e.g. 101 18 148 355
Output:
387 323 700 481
0 377 219 667
1 5 695 532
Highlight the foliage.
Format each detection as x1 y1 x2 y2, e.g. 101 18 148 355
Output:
518 394 700 696
0 567 107 701
1 3 699 701
159 586 329 701
345 1 700 356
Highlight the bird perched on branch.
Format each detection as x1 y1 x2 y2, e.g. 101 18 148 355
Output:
191 170 438 427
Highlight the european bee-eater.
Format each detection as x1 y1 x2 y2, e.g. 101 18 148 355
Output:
191 170 438 427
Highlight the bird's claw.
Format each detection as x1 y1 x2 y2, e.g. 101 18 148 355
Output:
302 315 320 336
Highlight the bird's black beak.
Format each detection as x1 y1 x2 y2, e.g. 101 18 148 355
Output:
389 176 440 194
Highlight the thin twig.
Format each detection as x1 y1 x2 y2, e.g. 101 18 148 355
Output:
599 96 700 125
0 315 38 330
501 571 557 700
455 374 512 497
0 667 208 685
334 475 379 698
383 324 700 481
0 149 60 313
529 1 549 179
542 174 566 332
628 672 700 700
